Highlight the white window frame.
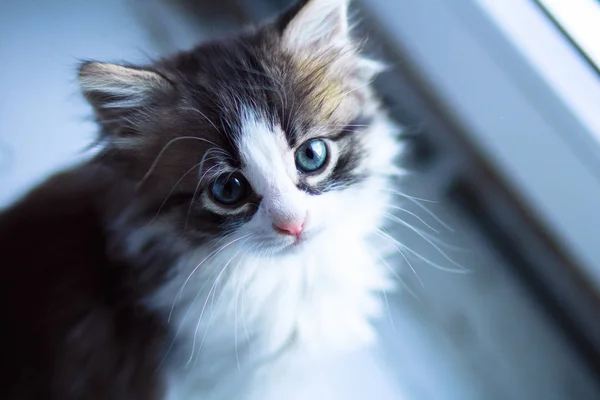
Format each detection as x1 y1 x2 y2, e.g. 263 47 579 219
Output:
363 0 600 293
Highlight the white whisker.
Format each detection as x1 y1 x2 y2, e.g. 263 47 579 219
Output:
384 213 469 272
233 244 257 372
383 188 453 232
138 136 226 190
179 106 221 133
182 163 222 233
147 160 204 226
387 204 440 233
191 237 254 368
382 188 440 203
375 251 418 300
384 209 467 252
169 233 252 322
376 229 424 288
382 291 395 332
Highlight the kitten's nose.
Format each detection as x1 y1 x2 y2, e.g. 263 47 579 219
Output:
273 221 304 237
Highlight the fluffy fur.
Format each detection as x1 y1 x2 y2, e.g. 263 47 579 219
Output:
0 1 402 399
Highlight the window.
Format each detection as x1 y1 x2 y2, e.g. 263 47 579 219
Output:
537 0 600 72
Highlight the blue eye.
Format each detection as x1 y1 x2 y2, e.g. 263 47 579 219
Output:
295 139 328 173
210 173 248 206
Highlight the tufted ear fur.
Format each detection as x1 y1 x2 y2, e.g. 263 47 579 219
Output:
278 0 350 51
277 0 385 81
79 62 172 109
78 62 174 144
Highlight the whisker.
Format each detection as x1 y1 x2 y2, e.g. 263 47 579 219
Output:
376 229 424 288
179 106 221 133
241 242 270 356
383 210 467 251
157 233 244 374
233 244 257 372
182 163 221 234
382 291 396 332
387 204 440 233
240 255 253 352
382 188 440 203
339 79 375 97
375 251 418 300
383 189 453 232
401 242 470 274
137 136 225 190
381 227 469 274
168 233 233 323
384 213 469 272
186 272 224 367
146 161 205 226
372 250 416 332
156 260 225 375
321 124 372 128
169 233 252 322
191 237 254 367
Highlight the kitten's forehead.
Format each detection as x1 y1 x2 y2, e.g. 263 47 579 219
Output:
236 107 297 195
163 30 360 150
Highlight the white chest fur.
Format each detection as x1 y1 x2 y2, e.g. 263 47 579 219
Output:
154 231 393 400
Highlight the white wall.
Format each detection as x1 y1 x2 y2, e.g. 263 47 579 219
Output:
0 0 164 207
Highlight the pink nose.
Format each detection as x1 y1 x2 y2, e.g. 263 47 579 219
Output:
273 221 304 237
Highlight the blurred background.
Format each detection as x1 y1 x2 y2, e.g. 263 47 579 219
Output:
1 0 600 398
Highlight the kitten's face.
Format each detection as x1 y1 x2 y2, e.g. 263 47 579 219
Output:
80 0 396 255
218 108 371 254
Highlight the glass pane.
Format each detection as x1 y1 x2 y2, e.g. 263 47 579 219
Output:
538 0 600 72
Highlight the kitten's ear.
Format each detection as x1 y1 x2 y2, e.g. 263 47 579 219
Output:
78 62 172 110
356 58 388 80
78 62 174 144
278 0 350 50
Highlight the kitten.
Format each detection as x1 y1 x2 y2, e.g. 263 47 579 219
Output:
0 0 402 399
